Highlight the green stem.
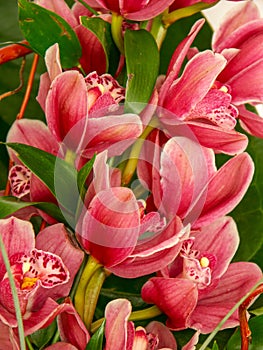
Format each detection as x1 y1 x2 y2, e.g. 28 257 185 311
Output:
70 254 88 300
111 12 124 54
74 255 102 320
121 116 159 186
83 267 108 331
90 305 162 334
0 234 26 350
162 2 218 28
25 337 34 350
64 148 77 167
150 12 168 50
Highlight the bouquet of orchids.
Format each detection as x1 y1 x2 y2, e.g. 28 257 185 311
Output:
1 0 263 349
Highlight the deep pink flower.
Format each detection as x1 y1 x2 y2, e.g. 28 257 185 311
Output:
0 217 83 335
37 45 142 158
76 151 189 277
158 19 248 154
212 1 263 138
80 0 175 20
105 298 177 349
141 216 262 333
6 119 60 222
137 129 254 229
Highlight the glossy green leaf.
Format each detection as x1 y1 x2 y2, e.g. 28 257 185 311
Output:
5 143 79 222
86 320 105 350
231 135 263 263
80 16 119 75
29 320 57 350
226 315 263 350
18 0 81 68
124 29 159 114
0 196 68 224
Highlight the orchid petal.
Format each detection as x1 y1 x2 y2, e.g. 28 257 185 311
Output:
46 70 87 145
181 331 200 350
120 0 176 21
145 321 177 349
160 136 210 219
184 121 248 155
238 105 263 138
35 0 78 28
191 153 254 227
8 165 31 198
193 216 239 279
6 119 59 159
22 298 72 335
45 43 62 82
212 1 260 51
0 217 34 280
105 299 132 350
77 187 140 267
57 298 90 349
75 25 107 75
0 321 19 350
161 51 226 118
141 277 198 330
189 262 262 333
36 223 84 297
80 113 142 158
110 217 189 278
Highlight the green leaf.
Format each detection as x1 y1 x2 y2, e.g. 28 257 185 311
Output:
226 315 263 350
18 0 81 68
77 154 96 201
0 196 68 224
211 341 219 350
124 29 159 114
86 320 105 350
100 288 147 309
231 135 263 263
5 143 79 225
80 16 119 75
29 320 57 350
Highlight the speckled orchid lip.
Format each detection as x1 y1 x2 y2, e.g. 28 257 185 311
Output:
8 164 31 199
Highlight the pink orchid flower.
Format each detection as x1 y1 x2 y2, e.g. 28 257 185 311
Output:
6 118 61 222
211 1 263 138
137 129 254 229
79 0 175 21
158 19 248 154
105 298 177 349
76 150 189 278
141 216 262 333
0 217 83 336
105 298 199 349
37 44 142 158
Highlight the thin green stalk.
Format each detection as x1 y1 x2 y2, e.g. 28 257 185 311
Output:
25 336 35 350
70 254 88 300
0 234 26 350
121 116 159 186
150 12 168 50
111 12 124 54
74 255 102 319
199 278 263 350
83 267 108 331
162 2 218 28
